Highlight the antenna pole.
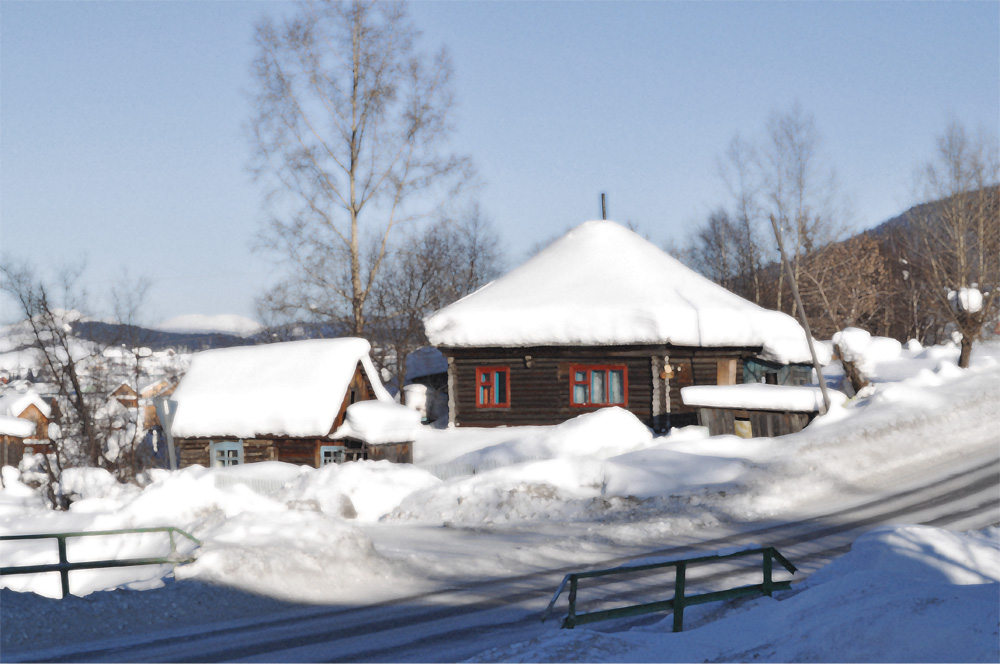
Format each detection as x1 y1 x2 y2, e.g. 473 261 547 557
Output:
601 193 607 220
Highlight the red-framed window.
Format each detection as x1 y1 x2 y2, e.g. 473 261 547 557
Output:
570 365 628 407
476 366 510 408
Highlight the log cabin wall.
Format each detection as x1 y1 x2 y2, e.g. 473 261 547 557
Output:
176 437 279 467
444 346 755 429
697 406 812 437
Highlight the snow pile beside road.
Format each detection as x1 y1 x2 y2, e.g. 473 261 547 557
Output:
429 407 655 477
471 525 1000 663
0 460 441 599
281 459 440 523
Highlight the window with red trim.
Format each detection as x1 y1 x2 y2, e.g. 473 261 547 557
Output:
475 366 510 408
570 365 627 407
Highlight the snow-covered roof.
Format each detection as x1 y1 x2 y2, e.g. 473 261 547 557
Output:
331 400 423 445
0 414 37 438
170 338 392 439
425 221 817 363
0 390 52 419
680 384 847 412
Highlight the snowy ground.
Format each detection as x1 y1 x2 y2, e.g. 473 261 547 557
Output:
1 336 999 662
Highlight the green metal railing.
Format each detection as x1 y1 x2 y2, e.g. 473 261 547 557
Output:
0 527 201 599
542 546 797 631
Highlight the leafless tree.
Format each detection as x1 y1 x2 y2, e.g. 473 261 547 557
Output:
759 103 844 315
1 261 155 508
907 121 999 367
693 104 851 334
717 134 770 303
689 209 742 293
369 206 503 400
796 233 890 339
251 0 471 337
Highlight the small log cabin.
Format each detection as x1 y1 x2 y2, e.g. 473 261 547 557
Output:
169 338 396 468
425 221 822 432
0 390 52 454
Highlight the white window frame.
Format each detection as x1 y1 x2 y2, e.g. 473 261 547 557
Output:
319 444 347 466
210 440 244 467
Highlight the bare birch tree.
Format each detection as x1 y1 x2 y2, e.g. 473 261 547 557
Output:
759 103 842 315
251 0 471 337
716 134 769 304
908 121 999 367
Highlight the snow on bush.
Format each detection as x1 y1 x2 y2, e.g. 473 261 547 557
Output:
949 287 984 314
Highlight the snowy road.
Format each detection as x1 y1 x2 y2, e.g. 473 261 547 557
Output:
12 454 998 664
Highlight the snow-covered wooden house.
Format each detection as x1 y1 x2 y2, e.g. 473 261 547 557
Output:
0 390 52 443
0 389 53 462
424 220 822 431
169 338 396 468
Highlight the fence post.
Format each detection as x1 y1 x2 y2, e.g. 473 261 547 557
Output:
57 535 69 599
565 576 578 629
672 561 686 633
762 548 773 597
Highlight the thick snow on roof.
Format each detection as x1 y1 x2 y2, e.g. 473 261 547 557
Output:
0 414 36 438
331 400 423 445
0 391 51 419
425 221 816 363
170 338 391 439
680 384 847 412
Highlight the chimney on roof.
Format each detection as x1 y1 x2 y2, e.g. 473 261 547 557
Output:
601 193 607 220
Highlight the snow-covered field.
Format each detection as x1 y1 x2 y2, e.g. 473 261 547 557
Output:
1 336 998 662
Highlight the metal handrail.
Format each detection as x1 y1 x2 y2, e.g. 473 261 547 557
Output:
543 546 797 631
0 527 201 598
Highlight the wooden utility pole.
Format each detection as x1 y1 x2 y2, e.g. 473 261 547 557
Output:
601 193 607 220
768 214 832 413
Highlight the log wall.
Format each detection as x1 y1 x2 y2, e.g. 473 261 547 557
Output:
445 345 753 429
697 407 813 438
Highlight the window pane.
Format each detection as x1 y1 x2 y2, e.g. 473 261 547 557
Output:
573 384 588 404
609 370 625 404
591 371 606 404
574 371 586 382
495 370 507 404
479 385 489 405
481 372 490 384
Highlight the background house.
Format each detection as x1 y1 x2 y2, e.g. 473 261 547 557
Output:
169 338 393 468
425 220 826 431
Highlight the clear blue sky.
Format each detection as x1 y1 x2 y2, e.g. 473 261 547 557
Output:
2 1 997 325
